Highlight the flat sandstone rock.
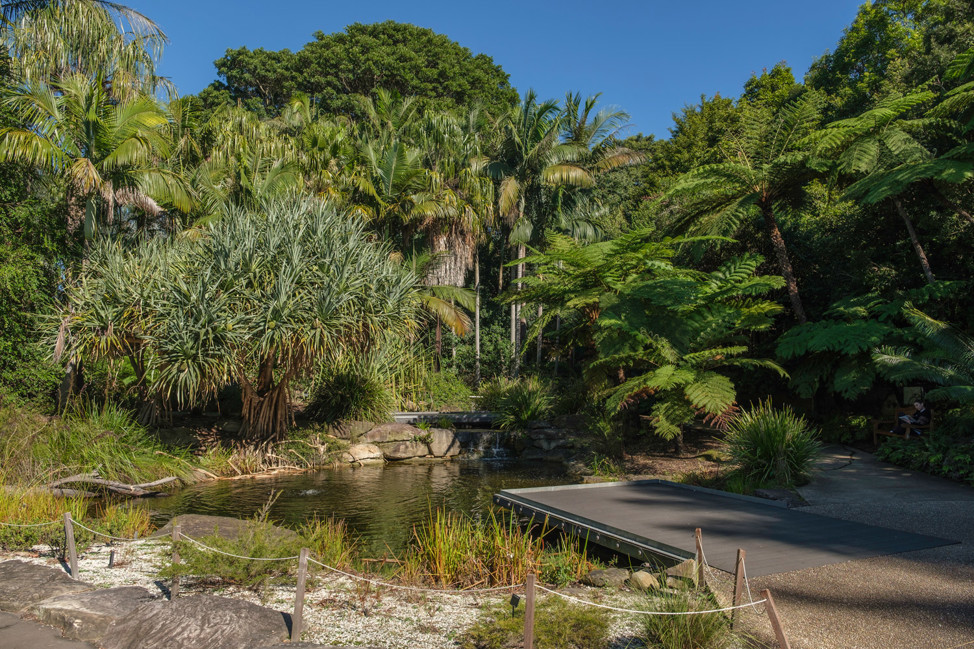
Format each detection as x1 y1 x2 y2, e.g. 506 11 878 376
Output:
33 586 158 644
101 594 290 649
0 560 94 613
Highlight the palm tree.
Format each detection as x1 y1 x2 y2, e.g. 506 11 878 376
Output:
4 0 168 94
0 72 191 240
488 90 594 371
665 93 823 323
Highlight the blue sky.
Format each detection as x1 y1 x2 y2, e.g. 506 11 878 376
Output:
127 0 863 139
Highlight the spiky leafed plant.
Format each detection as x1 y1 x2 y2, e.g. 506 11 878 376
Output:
665 93 824 323
0 72 192 240
515 230 787 440
873 306 974 412
58 197 419 439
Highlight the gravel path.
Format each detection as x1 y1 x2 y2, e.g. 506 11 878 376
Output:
0 541 651 649
740 446 974 649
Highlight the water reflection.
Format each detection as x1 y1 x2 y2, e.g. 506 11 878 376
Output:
149 460 576 557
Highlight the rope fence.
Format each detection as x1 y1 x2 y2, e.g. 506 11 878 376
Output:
1 514 792 648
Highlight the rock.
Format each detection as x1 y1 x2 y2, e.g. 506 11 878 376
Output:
362 423 423 444
218 420 242 434
754 488 805 507
428 428 461 457
340 443 384 464
380 440 430 460
330 420 376 440
627 570 659 591
520 448 546 461
33 586 157 644
666 577 686 589
0 610 97 649
581 567 630 588
553 414 586 430
527 420 553 430
156 515 298 544
0 560 95 613
101 594 289 649
666 559 699 586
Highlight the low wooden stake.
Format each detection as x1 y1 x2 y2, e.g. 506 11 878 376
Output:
761 588 791 649
694 528 705 587
63 512 79 578
108 549 115 569
524 573 536 649
171 525 181 599
731 548 746 628
292 548 309 641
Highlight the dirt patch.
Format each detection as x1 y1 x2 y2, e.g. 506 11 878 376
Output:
617 428 729 482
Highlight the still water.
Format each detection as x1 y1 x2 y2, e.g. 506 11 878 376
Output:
150 460 577 557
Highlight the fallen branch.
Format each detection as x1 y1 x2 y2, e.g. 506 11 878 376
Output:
48 473 178 497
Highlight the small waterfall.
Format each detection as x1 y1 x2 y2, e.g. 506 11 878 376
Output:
461 428 513 459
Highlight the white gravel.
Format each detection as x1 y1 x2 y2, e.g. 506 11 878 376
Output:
1 541 655 649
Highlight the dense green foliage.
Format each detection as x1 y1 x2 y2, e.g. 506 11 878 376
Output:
461 598 609 649
198 21 518 117
2 0 974 483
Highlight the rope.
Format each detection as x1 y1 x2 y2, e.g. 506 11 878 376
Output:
69 519 170 542
536 584 767 616
696 535 756 606
306 557 524 595
179 533 300 562
0 519 60 528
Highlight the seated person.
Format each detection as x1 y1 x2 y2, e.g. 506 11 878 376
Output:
891 400 932 436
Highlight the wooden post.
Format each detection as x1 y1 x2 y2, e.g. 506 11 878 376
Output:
171 525 181 599
731 548 746 628
292 548 309 641
524 573 535 649
63 512 78 579
760 589 791 649
108 549 115 568
694 528 705 587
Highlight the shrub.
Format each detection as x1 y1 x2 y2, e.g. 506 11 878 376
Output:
425 368 473 411
723 400 821 487
461 597 609 649
307 366 395 424
477 376 516 411
495 377 554 433
641 589 740 649
876 435 974 485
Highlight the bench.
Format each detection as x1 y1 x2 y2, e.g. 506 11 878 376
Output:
872 406 934 445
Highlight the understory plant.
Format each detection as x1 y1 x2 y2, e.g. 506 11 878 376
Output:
876 434 974 485
495 377 554 433
461 596 610 649
723 400 821 487
641 588 740 649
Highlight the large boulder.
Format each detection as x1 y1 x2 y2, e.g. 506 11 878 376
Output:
32 586 157 644
329 420 376 440
0 560 94 613
380 440 430 460
581 568 630 588
0 610 97 649
340 443 384 464
361 423 422 444
428 428 461 457
156 515 298 544
101 594 289 649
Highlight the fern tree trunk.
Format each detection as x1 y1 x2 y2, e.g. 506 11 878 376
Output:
894 199 935 285
474 249 481 387
760 203 807 324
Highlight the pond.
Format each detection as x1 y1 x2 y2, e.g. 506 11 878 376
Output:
149 459 578 557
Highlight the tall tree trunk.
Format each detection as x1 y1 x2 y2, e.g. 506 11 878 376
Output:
517 242 527 360
474 250 481 387
760 203 807 324
553 315 561 378
435 315 443 370
929 182 974 228
535 304 543 366
894 199 935 285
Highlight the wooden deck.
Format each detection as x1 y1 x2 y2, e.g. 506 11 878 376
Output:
494 480 957 577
